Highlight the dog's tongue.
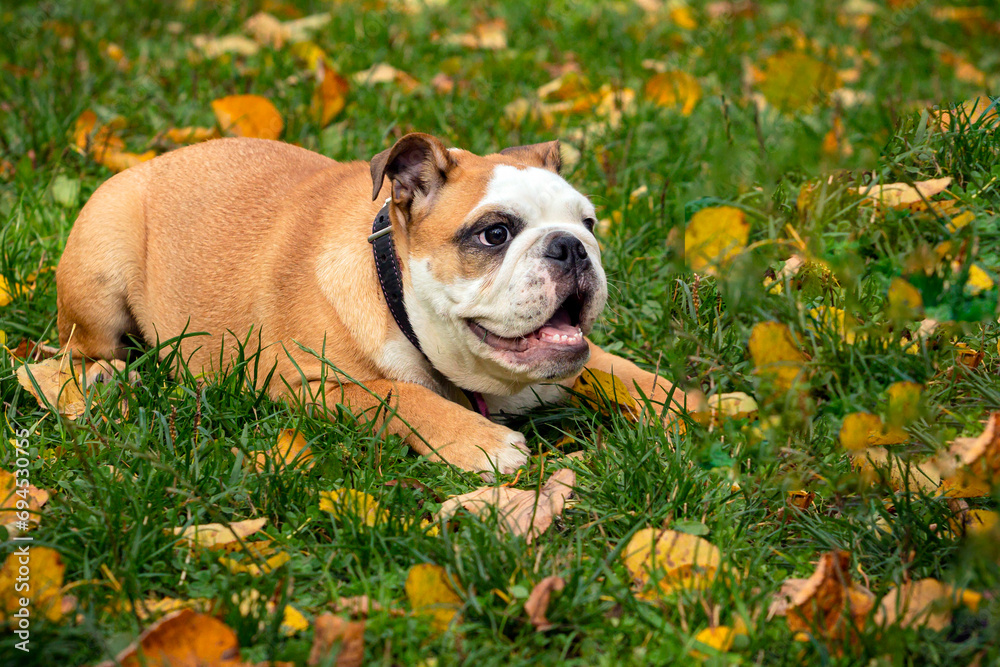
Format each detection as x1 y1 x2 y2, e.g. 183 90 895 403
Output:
536 307 579 337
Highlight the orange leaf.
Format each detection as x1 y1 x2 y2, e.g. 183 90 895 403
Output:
96 609 242 667
307 613 366 666
212 95 284 140
313 66 350 127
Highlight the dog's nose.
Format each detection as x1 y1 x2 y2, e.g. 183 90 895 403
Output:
544 234 589 271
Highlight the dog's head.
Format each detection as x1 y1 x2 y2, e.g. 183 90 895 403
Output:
371 132 607 396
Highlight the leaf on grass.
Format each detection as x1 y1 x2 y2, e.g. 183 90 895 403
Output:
255 428 313 472
162 126 220 144
951 509 998 537
806 306 855 344
313 64 350 127
0 468 50 536
16 357 87 419
886 381 922 427
405 563 463 633
217 541 291 577
622 528 722 599
645 71 701 115
684 206 749 275
70 109 156 172
244 11 331 48
333 595 406 618
855 177 952 207
875 579 981 631
436 469 576 543
839 413 907 451
172 518 267 548
308 613 366 667
748 322 808 395
320 489 388 526
442 19 508 50
352 63 419 93
887 277 923 319
768 550 874 647
571 368 640 421
127 597 214 621
524 575 565 631
933 96 999 131
689 622 748 659
851 447 941 494
191 34 260 58
936 412 1000 497
755 51 839 113
95 609 242 667
0 547 64 623
212 95 284 140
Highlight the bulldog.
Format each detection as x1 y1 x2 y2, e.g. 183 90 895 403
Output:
56 133 695 475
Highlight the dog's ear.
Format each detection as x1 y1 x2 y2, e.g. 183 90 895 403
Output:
370 133 457 214
499 140 561 173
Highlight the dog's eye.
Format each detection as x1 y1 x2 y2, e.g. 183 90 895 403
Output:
583 218 596 232
478 224 510 247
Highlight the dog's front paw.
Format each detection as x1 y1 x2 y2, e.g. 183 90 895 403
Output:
477 431 529 482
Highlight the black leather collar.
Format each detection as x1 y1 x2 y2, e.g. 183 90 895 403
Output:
368 201 490 418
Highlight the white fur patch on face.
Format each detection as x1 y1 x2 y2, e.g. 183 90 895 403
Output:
405 164 608 396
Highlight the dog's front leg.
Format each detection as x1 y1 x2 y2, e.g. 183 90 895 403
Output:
305 379 528 476
580 340 704 422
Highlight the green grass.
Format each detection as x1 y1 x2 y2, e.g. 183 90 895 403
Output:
2 1 1000 665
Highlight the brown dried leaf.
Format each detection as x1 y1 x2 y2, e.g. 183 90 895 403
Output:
524 575 565 631
875 578 981 631
15 357 87 419
96 609 242 667
308 613 366 666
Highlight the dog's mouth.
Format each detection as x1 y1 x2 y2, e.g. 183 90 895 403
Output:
467 294 587 355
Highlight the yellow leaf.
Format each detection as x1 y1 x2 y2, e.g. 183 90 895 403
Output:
0 547 65 622
694 391 758 425
887 278 923 318
756 51 839 113
669 5 698 30
936 413 1000 497
191 33 260 58
851 447 941 494
645 71 701 115
856 177 952 207
840 412 908 451
172 518 268 548
217 550 291 576
95 149 156 173
405 563 463 633
966 264 994 295
15 357 87 419
127 596 214 621
684 206 749 275
748 322 807 394
212 94 284 140
875 579 980 631
0 275 34 307
255 428 313 472
290 41 328 69
0 468 50 535
537 72 591 102
281 604 310 635
571 368 641 421
622 528 722 600
887 381 922 427
96 609 242 667
320 488 387 526
690 625 738 659
807 306 856 344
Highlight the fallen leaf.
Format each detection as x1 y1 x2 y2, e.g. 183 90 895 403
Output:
127 597 214 621
887 277 924 319
622 528 722 599
308 613 365 666
571 368 641 421
443 19 507 50
312 64 350 127
191 34 260 58
694 392 759 425
524 575 565 631
245 11 331 48
748 322 808 395
875 579 981 631
0 468 50 535
684 206 749 275
320 489 388 526
756 51 839 113
0 275 33 307
855 177 952 207
769 550 874 648
951 509 999 537
333 595 406 618
212 95 284 140
351 63 419 93
96 609 242 667
936 413 1000 496
887 382 922 427
0 547 64 623
940 51 986 86
690 624 741 659
645 71 701 115
217 542 291 576
933 96 999 131
852 446 942 494
162 126 220 144
16 357 87 419
172 518 267 548
787 490 815 512
840 413 908 451
436 468 576 543
405 563 463 633
255 428 313 472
